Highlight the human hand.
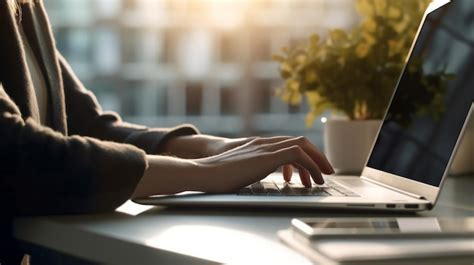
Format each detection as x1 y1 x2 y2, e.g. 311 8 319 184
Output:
163 134 333 186
192 136 334 193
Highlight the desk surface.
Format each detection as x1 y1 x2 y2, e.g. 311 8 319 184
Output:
14 175 474 265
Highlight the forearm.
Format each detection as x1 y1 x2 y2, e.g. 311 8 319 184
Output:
132 155 201 198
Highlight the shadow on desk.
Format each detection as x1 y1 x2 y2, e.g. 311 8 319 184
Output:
18 243 97 265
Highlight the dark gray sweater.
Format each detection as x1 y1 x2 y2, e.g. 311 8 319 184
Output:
0 1 198 263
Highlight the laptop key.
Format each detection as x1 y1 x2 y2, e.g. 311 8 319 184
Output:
265 189 281 195
279 186 296 196
271 182 295 195
250 182 265 194
312 187 331 196
323 188 345 196
261 182 280 195
237 187 253 195
287 183 313 196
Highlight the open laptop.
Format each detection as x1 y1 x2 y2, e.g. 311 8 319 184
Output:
135 0 474 211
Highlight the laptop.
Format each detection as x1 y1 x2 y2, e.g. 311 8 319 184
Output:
134 0 474 211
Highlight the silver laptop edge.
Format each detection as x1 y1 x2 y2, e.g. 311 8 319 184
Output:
361 102 473 206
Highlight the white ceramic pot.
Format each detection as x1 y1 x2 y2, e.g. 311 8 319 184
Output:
324 119 382 174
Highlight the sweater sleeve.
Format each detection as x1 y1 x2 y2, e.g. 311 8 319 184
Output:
0 83 148 215
59 53 199 155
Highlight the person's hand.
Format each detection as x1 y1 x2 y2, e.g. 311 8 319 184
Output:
193 135 333 188
162 134 333 187
193 136 334 193
133 136 334 197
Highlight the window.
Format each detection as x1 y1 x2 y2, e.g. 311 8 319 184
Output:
44 0 358 137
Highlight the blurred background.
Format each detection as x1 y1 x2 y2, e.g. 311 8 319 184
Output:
43 0 359 148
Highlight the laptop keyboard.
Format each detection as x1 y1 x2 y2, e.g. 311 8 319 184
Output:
237 179 359 197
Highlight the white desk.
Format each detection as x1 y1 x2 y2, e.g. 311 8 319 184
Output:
13 175 474 265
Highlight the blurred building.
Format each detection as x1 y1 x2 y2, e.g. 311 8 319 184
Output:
44 0 358 146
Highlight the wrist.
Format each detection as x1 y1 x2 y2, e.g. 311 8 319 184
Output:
132 155 201 198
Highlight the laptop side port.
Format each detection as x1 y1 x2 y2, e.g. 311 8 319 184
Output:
386 204 396 209
404 204 419 209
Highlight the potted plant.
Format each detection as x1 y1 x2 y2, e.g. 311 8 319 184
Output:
273 0 431 173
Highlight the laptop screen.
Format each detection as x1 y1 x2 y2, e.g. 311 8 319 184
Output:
366 0 474 187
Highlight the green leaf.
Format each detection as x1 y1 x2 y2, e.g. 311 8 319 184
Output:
272 54 286 62
329 29 348 44
310 34 320 45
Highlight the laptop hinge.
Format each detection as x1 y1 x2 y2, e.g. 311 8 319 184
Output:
361 176 426 200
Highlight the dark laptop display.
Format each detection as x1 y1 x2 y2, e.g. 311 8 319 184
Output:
367 0 474 187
